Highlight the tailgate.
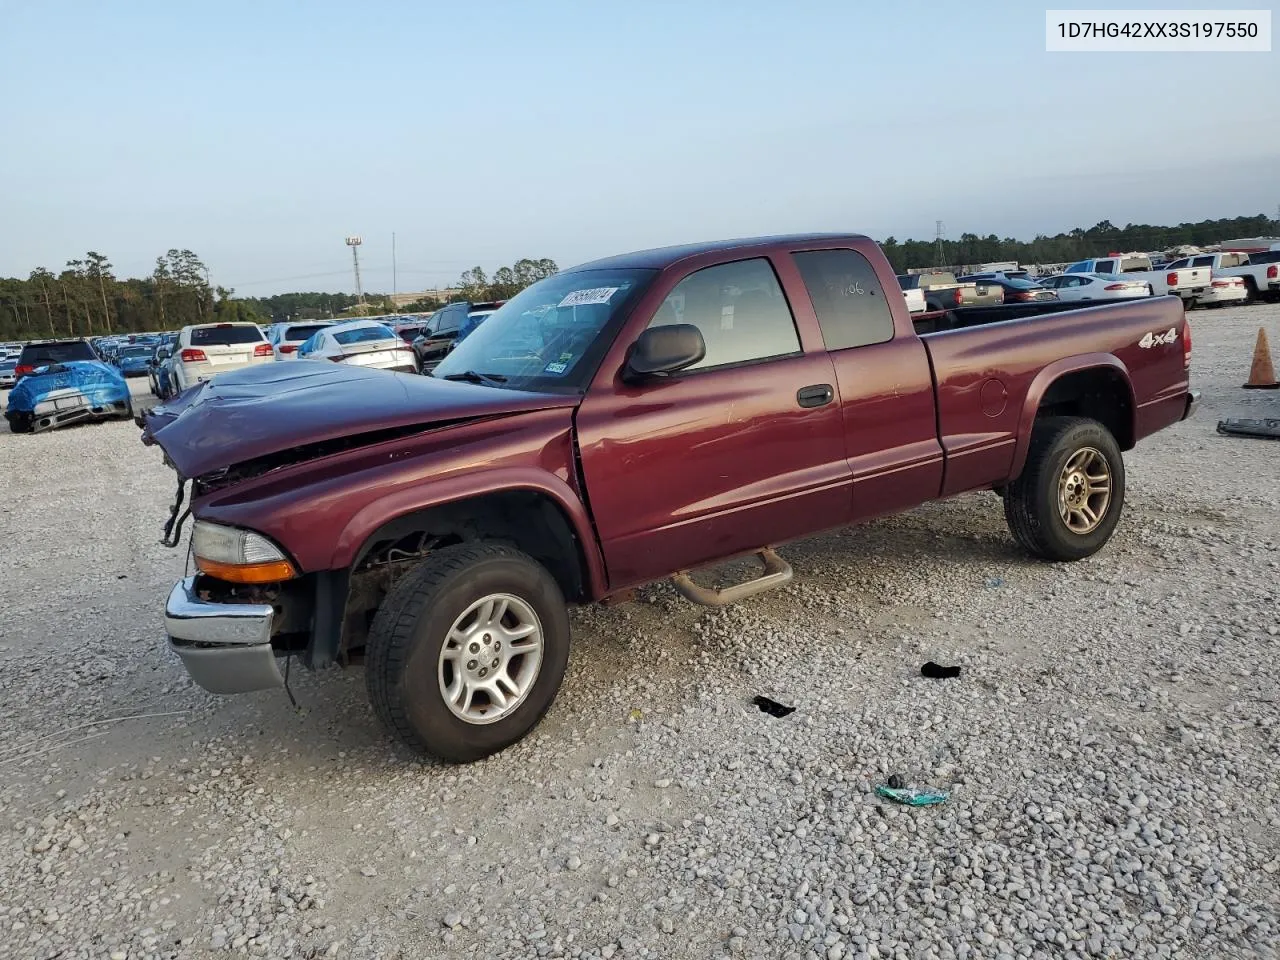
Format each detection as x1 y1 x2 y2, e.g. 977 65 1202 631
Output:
202 342 260 366
1171 267 1210 291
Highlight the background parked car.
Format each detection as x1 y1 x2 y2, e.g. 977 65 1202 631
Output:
148 344 174 397
269 320 334 359
171 322 273 392
958 275 1057 303
901 288 927 313
5 359 132 433
1037 273 1152 301
114 343 154 377
452 307 500 349
1196 276 1249 308
392 319 426 345
1167 252 1279 304
0 357 16 388
411 301 506 372
13 339 100 385
897 272 1004 310
297 320 417 373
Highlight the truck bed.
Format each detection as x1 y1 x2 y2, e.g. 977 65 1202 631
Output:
913 295 1190 497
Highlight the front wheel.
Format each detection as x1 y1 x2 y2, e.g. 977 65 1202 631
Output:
1003 416 1125 561
365 543 571 762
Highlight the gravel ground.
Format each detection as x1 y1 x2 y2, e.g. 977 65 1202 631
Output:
1 305 1278 960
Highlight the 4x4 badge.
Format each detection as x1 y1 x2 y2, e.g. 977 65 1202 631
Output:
1139 328 1177 349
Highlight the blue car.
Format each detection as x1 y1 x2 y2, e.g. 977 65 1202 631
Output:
5 360 132 434
115 344 154 377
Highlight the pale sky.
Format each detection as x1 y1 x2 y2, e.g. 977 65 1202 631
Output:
2 0 1276 295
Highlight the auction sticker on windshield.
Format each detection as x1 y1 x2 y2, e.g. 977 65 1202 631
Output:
558 287 619 307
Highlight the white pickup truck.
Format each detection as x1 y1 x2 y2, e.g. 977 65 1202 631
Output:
1167 251 1280 303
1064 254 1211 304
901 287 927 313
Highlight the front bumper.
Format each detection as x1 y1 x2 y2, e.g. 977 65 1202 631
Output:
165 576 283 694
1182 390 1201 421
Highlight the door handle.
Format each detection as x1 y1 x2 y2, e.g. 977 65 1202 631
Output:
796 384 834 408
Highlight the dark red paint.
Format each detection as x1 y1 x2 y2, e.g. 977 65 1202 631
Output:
144 235 1193 601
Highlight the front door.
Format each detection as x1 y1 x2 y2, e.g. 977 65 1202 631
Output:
575 256 851 590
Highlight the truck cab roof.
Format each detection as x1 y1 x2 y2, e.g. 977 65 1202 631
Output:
572 234 870 272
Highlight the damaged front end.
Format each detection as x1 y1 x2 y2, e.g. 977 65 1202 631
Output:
139 361 579 697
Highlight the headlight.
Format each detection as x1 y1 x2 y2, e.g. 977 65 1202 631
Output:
191 520 297 584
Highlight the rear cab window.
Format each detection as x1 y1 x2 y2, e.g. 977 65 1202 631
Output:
189 325 265 346
284 324 331 342
333 325 397 346
19 341 97 365
792 249 895 351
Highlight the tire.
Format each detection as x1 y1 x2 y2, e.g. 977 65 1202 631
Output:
8 413 32 434
1003 416 1125 562
365 542 571 762
1183 297 1197 311
1242 277 1259 303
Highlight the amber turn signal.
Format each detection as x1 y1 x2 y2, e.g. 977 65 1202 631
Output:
195 557 298 584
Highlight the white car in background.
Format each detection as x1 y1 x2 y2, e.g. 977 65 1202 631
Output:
1194 275 1248 308
171 322 274 392
269 320 334 359
1036 273 1151 301
296 320 416 373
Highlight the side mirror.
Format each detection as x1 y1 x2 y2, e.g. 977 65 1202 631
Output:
623 324 705 382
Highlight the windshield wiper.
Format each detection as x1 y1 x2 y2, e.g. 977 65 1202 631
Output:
440 370 508 386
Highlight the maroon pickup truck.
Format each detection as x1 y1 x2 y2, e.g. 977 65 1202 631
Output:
142 234 1198 762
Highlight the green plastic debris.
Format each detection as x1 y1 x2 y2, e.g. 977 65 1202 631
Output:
875 785 949 806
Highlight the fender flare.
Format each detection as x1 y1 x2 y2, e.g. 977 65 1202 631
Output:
329 466 607 599
1008 353 1135 480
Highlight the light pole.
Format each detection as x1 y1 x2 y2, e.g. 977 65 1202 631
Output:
345 236 364 306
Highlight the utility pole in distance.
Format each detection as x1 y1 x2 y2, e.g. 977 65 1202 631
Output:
392 232 397 299
345 236 364 304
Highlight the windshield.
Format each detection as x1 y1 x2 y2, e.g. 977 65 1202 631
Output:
119 346 151 358
0 360 16 372
433 268 658 391
1005 278 1041 289
333 324 396 345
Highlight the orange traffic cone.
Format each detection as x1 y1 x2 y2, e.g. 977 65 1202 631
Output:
1243 327 1279 389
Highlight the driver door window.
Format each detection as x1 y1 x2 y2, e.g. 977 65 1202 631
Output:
647 258 800 370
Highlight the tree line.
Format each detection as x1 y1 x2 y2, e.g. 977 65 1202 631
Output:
881 213 1278 273
395 258 560 313
1 217 1274 342
0 249 224 342
237 259 560 321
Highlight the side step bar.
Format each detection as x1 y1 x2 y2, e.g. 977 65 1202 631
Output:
670 548 793 608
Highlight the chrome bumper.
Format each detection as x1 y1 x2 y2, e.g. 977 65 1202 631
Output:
1183 390 1201 421
165 577 283 694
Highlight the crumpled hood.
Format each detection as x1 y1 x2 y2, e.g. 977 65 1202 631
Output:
141 360 579 479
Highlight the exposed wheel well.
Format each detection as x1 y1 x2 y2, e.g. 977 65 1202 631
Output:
325 491 590 661
1035 368 1134 451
